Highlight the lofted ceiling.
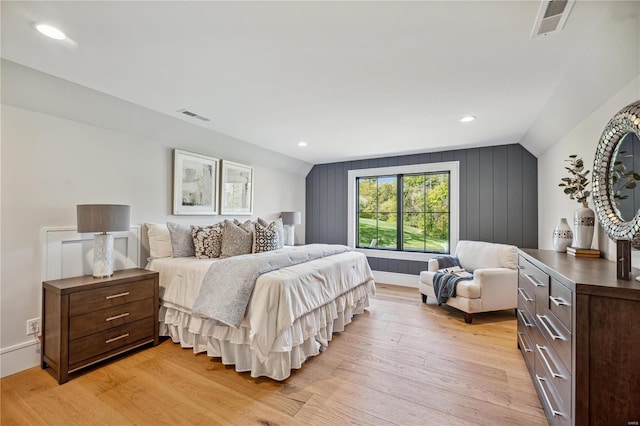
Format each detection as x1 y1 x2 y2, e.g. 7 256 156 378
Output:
1 1 638 164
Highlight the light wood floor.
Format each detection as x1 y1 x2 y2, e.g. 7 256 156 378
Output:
1 284 547 425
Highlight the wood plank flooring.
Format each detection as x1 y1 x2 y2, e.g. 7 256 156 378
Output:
1 284 547 425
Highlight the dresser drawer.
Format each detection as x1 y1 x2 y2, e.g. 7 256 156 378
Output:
518 284 536 315
517 307 536 331
534 351 572 426
69 317 155 366
532 324 572 414
536 311 572 372
69 279 155 316
517 327 535 370
549 278 572 332
519 256 549 305
69 298 155 340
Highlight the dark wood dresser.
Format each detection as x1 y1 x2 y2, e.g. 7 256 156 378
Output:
42 268 159 384
518 249 640 425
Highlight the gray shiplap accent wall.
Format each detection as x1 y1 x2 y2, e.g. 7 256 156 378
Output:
305 144 538 275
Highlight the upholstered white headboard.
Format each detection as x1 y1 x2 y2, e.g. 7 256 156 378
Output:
42 226 140 280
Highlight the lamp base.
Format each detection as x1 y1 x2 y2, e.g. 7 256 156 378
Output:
284 225 295 246
93 233 114 278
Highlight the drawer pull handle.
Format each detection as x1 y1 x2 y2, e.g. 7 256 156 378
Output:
550 296 569 307
105 333 129 344
537 314 565 341
106 292 130 300
535 375 564 417
517 265 525 269
517 309 533 328
106 312 130 322
536 344 565 379
517 332 532 353
518 288 533 302
525 274 545 287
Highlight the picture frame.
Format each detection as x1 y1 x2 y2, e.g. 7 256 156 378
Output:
173 149 219 215
220 160 254 215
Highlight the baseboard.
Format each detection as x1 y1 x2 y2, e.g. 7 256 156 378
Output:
1 339 41 378
372 271 418 288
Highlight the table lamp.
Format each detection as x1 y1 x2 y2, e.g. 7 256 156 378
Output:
281 211 301 246
77 204 131 277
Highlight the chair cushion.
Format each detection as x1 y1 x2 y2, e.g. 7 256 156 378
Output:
419 270 480 299
455 240 518 271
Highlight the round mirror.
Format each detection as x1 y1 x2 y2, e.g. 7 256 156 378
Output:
593 100 640 247
610 132 640 222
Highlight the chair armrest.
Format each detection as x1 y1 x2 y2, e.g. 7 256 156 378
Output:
428 258 439 271
473 268 518 306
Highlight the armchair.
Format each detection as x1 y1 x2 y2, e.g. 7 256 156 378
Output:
418 240 518 323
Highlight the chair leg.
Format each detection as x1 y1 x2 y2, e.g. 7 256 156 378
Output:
463 312 473 324
421 293 427 303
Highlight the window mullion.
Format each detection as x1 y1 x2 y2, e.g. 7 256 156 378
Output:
397 175 403 251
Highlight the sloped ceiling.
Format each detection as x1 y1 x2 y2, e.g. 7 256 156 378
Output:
1 1 639 163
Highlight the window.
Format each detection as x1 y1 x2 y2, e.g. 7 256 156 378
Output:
348 162 459 261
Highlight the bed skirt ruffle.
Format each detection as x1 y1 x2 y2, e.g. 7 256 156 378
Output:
159 281 374 380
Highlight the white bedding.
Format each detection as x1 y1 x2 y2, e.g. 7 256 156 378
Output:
147 248 375 379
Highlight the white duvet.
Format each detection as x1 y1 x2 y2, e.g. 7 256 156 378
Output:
147 249 375 362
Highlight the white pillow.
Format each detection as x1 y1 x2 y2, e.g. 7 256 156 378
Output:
146 223 173 259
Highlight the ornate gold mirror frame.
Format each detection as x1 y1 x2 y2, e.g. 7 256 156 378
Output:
592 100 640 247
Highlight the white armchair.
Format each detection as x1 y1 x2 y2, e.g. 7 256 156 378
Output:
418 240 518 323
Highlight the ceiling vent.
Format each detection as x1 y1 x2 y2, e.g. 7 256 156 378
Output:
177 108 211 122
531 0 575 39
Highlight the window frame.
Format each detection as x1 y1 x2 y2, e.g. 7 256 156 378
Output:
348 161 460 261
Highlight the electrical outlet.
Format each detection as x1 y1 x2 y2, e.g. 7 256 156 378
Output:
26 318 40 336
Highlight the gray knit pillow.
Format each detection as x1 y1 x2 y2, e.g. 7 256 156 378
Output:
167 222 195 257
191 224 223 258
220 220 253 258
253 221 279 253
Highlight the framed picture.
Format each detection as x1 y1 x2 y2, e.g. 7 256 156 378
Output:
220 160 254 215
173 149 219 215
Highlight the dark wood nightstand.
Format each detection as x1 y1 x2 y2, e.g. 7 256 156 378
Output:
41 268 159 384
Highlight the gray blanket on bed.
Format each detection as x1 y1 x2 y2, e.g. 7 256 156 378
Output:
191 244 350 328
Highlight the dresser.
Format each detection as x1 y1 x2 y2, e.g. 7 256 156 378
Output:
517 249 640 425
42 268 159 384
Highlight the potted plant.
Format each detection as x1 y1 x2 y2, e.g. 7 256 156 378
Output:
558 155 593 250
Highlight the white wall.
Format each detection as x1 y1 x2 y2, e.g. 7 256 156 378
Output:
538 75 640 259
0 61 312 376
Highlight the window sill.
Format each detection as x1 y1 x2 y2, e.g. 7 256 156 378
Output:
354 248 440 262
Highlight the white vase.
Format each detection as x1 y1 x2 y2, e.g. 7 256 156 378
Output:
573 206 595 249
552 218 573 252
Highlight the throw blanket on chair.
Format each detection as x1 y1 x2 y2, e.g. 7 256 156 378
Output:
432 256 473 305
191 244 350 328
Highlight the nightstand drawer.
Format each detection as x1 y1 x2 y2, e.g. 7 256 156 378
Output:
69 279 155 316
69 317 155 366
69 298 155 340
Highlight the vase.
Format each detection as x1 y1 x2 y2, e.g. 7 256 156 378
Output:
552 218 573 252
573 206 595 249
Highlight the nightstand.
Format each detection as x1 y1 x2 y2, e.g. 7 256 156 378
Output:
41 268 159 384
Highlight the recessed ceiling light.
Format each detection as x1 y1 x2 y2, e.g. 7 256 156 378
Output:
459 115 476 123
34 23 66 40
298 141 308 147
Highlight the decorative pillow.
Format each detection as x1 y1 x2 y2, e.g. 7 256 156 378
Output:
191 224 224 259
145 222 173 259
253 221 280 253
220 219 253 258
167 222 195 257
257 217 285 249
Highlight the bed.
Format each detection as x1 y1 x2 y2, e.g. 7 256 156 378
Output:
146 244 375 380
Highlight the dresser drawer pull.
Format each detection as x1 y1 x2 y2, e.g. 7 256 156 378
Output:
517 332 532 353
106 292 130 300
537 314 565 341
105 312 130 322
536 344 565 379
518 288 533 302
535 375 564 417
105 333 130 344
517 309 533 328
517 265 525 269
550 296 569 307
525 274 545 287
